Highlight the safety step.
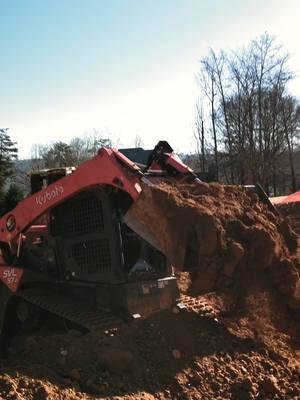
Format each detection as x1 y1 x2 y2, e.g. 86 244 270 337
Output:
17 287 125 332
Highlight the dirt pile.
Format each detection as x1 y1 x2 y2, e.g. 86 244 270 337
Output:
1 307 300 400
130 182 300 310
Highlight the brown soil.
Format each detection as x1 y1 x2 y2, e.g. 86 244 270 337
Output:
0 181 300 399
1 303 299 400
130 182 300 309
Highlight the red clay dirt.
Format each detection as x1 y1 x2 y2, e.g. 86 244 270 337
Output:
0 181 299 399
130 182 300 309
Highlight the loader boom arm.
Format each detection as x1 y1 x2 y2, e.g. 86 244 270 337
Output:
0 148 142 249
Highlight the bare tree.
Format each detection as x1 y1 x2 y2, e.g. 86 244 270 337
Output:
197 33 299 194
133 134 144 148
197 53 219 181
281 96 300 192
194 101 206 173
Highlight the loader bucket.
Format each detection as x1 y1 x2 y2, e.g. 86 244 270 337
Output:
124 181 187 269
124 207 163 252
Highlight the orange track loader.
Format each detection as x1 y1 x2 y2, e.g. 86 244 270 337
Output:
0 141 198 339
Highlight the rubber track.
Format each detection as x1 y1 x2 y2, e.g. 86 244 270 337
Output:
17 287 124 332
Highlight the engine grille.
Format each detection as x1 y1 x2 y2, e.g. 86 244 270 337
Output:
68 239 111 273
51 196 104 236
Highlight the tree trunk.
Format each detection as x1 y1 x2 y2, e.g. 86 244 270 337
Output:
282 106 296 192
201 120 205 173
211 78 219 181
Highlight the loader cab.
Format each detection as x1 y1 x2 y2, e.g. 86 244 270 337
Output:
48 187 168 284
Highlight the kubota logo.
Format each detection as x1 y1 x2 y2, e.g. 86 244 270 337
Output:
35 185 64 206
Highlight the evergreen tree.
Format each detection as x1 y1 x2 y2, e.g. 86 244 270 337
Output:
0 129 18 191
1 184 24 214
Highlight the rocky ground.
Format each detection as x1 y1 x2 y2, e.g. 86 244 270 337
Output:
0 182 299 399
0 289 299 400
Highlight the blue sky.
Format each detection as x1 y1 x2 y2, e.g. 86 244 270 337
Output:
0 0 299 158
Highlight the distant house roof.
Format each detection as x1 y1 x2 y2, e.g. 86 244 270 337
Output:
119 147 152 165
270 191 300 204
270 195 288 204
281 191 300 204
